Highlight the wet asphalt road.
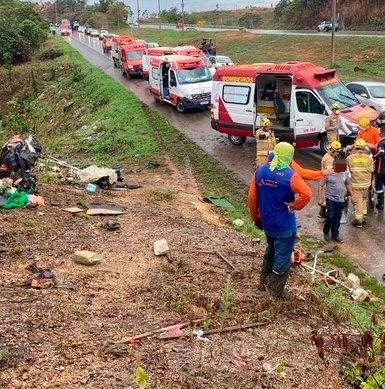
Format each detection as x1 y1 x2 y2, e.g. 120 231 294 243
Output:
68 32 385 281
143 23 385 38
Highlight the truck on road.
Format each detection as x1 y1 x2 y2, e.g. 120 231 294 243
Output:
210 61 378 153
111 36 145 78
149 55 212 113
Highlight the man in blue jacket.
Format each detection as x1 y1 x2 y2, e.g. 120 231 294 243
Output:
249 142 311 299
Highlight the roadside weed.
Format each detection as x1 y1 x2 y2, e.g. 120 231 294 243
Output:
219 275 232 327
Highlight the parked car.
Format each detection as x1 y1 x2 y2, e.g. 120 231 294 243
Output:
317 20 339 32
208 55 234 69
99 30 109 40
72 21 79 30
346 81 385 113
90 29 99 37
145 42 159 48
78 26 86 33
84 27 91 35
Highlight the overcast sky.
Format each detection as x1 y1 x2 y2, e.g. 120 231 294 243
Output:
84 1 277 13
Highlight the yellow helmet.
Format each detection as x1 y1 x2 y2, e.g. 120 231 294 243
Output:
330 140 342 150
359 117 370 128
261 118 271 127
354 138 367 148
330 103 340 110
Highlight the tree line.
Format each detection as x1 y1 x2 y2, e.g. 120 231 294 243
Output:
0 0 46 67
38 0 132 30
274 0 385 29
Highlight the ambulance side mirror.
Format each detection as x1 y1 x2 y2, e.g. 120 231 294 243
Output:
320 103 326 115
170 79 177 87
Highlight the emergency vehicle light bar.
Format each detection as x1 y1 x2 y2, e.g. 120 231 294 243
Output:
313 69 336 79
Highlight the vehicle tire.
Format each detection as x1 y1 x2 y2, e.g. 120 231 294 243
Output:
228 135 246 146
176 101 186 113
319 134 329 155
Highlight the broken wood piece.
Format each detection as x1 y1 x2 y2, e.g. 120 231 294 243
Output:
63 207 84 214
215 250 241 274
159 321 269 340
113 318 207 344
87 204 126 216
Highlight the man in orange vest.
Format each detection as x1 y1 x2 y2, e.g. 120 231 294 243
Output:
356 118 380 152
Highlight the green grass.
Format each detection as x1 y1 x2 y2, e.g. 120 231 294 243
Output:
119 28 385 82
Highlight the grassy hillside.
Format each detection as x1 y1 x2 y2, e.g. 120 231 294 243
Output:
128 29 385 83
188 7 275 29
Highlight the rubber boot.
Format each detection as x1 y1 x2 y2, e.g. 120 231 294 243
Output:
267 271 291 300
257 249 273 291
376 192 384 211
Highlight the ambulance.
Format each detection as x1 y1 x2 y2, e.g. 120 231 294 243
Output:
211 61 378 153
143 45 209 81
149 55 212 113
142 47 174 80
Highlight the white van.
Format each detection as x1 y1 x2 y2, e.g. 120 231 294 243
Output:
149 55 212 113
211 61 378 152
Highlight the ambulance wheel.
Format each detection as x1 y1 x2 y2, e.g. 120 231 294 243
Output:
319 135 329 155
228 135 246 145
176 101 186 113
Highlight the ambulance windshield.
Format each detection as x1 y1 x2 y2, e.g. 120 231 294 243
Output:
126 50 144 60
316 81 358 109
176 67 212 84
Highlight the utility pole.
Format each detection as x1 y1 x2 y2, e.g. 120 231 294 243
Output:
331 0 337 65
181 0 185 31
54 0 58 24
158 0 161 30
136 0 140 30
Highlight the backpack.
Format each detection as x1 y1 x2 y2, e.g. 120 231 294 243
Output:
0 134 42 173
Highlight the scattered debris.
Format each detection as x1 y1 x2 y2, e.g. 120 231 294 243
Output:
192 328 210 342
115 182 142 190
113 319 206 344
213 250 241 274
26 262 55 289
63 207 84 214
79 165 118 186
159 321 270 340
73 251 102 266
28 195 45 207
347 273 360 289
86 204 126 216
232 219 244 227
104 219 121 231
262 362 274 374
153 239 169 256
204 196 235 210
231 359 246 368
85 183 100 194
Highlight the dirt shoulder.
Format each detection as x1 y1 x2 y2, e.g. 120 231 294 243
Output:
0 158 350 389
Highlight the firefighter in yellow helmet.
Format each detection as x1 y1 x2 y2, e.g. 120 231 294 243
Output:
325 103 342 144
321 140 342 171
346 138 374 228
254 117 277 168
318 140 343 219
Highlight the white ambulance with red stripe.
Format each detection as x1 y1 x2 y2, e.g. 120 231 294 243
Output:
211 62 378 153
149 55 212 113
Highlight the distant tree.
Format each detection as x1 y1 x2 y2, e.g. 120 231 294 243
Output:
238 13 262 28
107 1 129 28
216 3 219 10
159 7 180 23
97 0 113 13
274 0 291 19
142 9 149 19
